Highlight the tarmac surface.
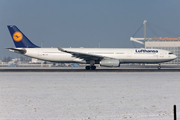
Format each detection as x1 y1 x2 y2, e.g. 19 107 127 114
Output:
0 67 180 72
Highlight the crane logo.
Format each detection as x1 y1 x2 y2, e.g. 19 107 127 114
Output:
13 32 23 42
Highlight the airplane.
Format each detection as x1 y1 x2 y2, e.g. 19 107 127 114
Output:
7 25 177 70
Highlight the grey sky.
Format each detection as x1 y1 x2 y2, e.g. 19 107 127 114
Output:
0 0 180 57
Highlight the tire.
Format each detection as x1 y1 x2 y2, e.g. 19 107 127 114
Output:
91 66 96 70
157 66 161 70
85 66 90 70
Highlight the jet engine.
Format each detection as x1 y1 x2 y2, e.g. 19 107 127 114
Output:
100 59 120 67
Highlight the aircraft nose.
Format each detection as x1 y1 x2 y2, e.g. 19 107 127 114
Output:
173 54 177 59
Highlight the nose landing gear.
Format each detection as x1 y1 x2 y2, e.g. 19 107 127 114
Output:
157 64 161 70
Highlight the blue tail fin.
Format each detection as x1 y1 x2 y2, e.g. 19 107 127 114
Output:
7 25 40 48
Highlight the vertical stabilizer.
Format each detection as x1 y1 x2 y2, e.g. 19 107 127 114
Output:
7 25 39 48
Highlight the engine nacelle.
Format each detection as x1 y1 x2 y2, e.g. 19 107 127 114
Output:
100 59 120 67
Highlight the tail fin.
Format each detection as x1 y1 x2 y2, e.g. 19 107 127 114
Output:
7 25 40 48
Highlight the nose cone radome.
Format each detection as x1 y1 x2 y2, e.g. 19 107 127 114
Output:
173 54 177 59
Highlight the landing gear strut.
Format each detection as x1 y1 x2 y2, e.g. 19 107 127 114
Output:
157 64 161 70
85 66 96 70
85 60 96 70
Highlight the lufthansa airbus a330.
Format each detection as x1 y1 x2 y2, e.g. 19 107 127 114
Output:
7 25 177 70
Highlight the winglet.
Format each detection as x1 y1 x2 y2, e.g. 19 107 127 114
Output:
57 46 66 52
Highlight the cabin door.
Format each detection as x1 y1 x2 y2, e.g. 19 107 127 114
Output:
159 52 164 58
127 51 132 57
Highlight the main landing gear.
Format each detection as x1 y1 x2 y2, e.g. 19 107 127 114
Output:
157 64 161 70
85 60 96 70
85 65 96 70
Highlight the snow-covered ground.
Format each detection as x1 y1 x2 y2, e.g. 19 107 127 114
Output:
0 72 179 120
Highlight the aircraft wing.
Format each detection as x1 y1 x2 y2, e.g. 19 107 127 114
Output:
6 48 26 54
57 47 105 61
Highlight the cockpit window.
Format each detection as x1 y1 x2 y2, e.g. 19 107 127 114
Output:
169 52 173 54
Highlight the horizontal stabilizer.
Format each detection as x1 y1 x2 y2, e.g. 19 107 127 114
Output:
6 48 26 54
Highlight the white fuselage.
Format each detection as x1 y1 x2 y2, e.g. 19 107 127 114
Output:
21 48 177 64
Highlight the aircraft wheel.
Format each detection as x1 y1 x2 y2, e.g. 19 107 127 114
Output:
157 66 161 70
85 66 90 70
91 66 96 70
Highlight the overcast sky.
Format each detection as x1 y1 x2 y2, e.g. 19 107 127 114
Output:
1 0 180 57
